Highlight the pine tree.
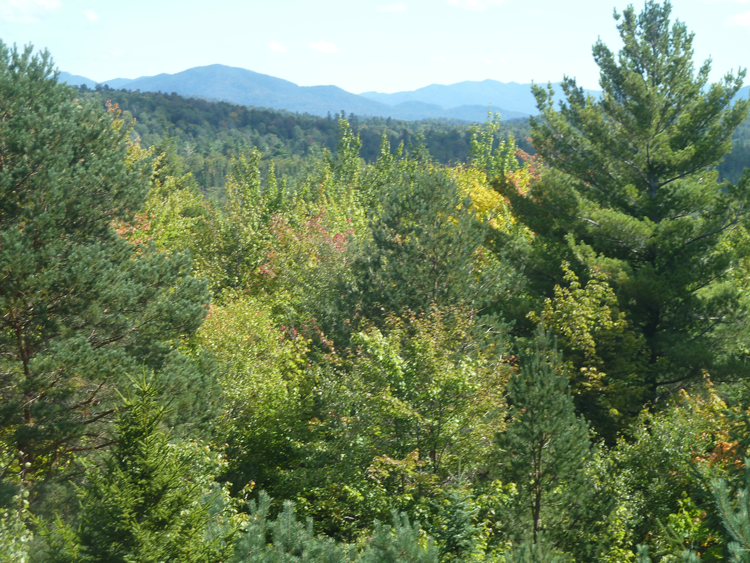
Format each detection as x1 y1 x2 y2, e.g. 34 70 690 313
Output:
349 166 494 320
40 376 234 563
0 42 209 482
496 0 750 401
711 460 750 563
495 328 592 546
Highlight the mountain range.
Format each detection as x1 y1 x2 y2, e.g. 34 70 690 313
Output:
58 65 570 122
60 65 749 123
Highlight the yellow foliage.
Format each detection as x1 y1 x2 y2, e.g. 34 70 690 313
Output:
449 165 517 233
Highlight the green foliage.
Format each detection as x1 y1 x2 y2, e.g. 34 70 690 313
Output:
215 148 284 293
132 154 227 295
233 491 437 563
360 512 438 563
198 295 310 494
429 481 483 563
233 491 352 563
505 535 571 563
343 310 506 474
608 383 729 560
499 0 750 408
39 376 235 563
0 41 209 483
349 165 503 321
634 459 750 563
7 7 750 558
529 263 648 440
328 118 364 190
468 112 519 181
713 462 750 563
495 328 593 547
265 308 507 541
0 487 33 563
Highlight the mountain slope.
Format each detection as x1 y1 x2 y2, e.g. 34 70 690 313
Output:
58 71 97 88
361 79 601 116
98 64 423 119
60 65 538 121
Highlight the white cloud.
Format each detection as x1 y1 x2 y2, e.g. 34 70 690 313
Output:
113 50 121 57
0 0 61 23
84 7 99 23
432 55 448 62
309 40 339 53
269 40 287 53
377 3 407 11
447 0 503 10
728 10 750 25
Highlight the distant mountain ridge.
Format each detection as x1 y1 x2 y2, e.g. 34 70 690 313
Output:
58 66 750 123
58 71 97 89
58 65 536 122
361 79 591 117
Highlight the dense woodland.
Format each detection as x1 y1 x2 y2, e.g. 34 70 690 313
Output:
77 78 748 195
80 84 535 196
5 2 750 562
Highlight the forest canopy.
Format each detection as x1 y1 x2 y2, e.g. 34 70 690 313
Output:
3 2 750 563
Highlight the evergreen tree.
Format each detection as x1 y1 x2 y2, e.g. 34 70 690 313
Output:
506 536 571 563
430 480 482 563
233 492 438 563
497 1 750 401
495 329 592 546
232 491 351 563
349 166 496 321
712 461 750 563
360 512 439 563
0 43 209 483
40 376 234 563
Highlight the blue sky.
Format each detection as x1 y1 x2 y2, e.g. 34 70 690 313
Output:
0 0 748 94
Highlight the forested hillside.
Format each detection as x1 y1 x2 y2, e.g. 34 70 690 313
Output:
79 84 748 194
78 84 533 192
4 2 750 563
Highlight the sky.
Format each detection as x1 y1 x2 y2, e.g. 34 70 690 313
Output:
0 0 749 94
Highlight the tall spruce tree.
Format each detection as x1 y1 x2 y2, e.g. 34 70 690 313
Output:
0 43 209 484
496 1 750 401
